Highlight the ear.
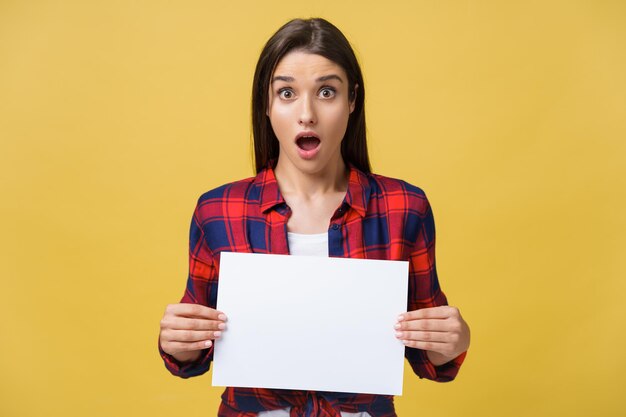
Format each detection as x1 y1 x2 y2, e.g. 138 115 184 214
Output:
349 84 359 114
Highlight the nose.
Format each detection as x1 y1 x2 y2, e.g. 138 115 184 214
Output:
298 95 316 126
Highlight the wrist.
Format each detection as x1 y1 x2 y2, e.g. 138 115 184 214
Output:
426 350 456 366
171 350 202 364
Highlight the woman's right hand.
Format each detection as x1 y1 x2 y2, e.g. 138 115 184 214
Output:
159 303 227 361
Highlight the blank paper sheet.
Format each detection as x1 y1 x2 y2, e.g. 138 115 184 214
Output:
212 252 409 395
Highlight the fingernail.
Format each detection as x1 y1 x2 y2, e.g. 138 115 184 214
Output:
394 323 401 329
402 340 409 345
214 331 222 338
397 315 404 321
218 323 226 330
205 340 212 347
395 331 403 338
218 314 227 321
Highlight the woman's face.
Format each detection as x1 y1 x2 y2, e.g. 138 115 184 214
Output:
267 50 355 176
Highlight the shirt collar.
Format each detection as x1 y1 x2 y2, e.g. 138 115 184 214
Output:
257 163 285 213
254 162 371 217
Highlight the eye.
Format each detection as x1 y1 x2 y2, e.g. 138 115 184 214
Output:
319 87 336 99
278 88 294 99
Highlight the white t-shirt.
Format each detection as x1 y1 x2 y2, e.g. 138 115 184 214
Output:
258 232 370 417
287 231 329 257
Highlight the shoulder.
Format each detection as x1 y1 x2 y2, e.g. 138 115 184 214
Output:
194 176 260 220
197 176 258 204
367 172 431 216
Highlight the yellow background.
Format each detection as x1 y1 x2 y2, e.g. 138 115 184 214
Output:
1 1 625 416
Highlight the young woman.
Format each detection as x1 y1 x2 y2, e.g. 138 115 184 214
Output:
158 18 470 417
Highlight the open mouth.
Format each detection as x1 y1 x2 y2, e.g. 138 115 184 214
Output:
296 136 321 151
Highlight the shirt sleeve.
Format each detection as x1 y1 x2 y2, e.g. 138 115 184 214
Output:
404 193 467 382
158 200 218 378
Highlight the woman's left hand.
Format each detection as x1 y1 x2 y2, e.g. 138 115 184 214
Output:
394 305 470 365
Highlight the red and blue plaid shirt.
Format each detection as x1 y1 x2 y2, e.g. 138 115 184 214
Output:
159 163 467 417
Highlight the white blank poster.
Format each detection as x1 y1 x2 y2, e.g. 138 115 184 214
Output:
212 252 409 395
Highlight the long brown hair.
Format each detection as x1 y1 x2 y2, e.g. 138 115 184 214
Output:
251 18 370 174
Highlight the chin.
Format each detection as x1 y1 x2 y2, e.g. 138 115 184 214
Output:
283 155 327 175
294 160 328 175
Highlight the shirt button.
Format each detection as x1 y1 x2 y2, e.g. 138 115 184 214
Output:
331 223 340 230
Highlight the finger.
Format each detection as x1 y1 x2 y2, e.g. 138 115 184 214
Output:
164 340 214 353
166 303 227 321
395 330 451 343
399 306 459 321
401 339 450 354
164 316 226 331
395 318 451 332
165 329 223 343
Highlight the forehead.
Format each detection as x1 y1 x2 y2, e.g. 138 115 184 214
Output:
272 51 347 80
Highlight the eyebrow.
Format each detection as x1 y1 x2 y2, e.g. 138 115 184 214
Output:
271 74 344 84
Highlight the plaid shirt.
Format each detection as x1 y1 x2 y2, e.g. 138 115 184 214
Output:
159 164 467 417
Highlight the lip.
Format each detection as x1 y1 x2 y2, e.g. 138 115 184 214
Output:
294 131 321 160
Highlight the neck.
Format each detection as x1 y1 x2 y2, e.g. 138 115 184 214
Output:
274 158 349 198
